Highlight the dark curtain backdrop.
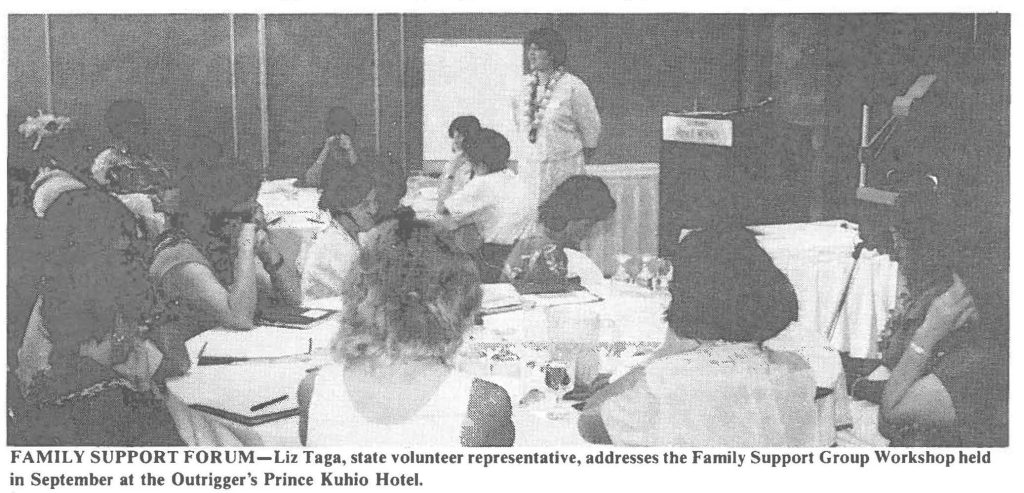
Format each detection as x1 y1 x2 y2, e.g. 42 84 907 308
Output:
8 13 1009 225
48 14 234 162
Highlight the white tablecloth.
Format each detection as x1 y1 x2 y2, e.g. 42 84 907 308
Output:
682 220 898 359
164 287 847 447
257 180 328 295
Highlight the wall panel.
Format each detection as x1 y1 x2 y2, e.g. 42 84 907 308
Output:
48 14 234 161
263 14 375 179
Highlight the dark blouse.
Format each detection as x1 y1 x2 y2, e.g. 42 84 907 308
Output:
881 281 1009 447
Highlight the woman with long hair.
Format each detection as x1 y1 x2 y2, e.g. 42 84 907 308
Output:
875 186 1008 446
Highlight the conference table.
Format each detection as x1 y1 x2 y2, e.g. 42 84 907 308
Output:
164 282 851 447
260 179 897 360
163 288 662 447
160 179 895 446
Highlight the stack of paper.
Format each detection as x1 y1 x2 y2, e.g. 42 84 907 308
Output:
172 362 311 425
522 290 602 307
480 284 523 314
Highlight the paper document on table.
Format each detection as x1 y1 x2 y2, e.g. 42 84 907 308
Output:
200 324 333 359
480 283 524 313
522 289 602 307
180 362 309 424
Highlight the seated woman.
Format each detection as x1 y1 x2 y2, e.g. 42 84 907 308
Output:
91 99 172 194
503 174 616 290
297 215 514 446
436 115 481 208
11 181 181 445
440 128 531 282
875 187 1008 446
302 106 359 188
299 160 405 304
148 163 301 377
577 226 818 446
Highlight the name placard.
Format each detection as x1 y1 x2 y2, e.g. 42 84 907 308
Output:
662 115 733 147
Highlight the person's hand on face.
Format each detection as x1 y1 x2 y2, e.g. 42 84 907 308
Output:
327 134 354 151
916 274 978 348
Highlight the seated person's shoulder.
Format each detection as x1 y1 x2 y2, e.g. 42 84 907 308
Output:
150 234 209 281
464 378 514 447
470 378 512 409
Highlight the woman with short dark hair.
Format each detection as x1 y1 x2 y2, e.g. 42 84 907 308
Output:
515 27 601 209
298 215 514 446
440 128 531 282
437 115 482 205
577 226 817 446
91 99 171 194
302 106 360 188
299 159 407 304
504 174 616 289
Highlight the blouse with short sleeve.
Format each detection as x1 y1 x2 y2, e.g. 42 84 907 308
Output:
600 343 818 447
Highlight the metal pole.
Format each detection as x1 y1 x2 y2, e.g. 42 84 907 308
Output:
43 14 54 112
372 14 382 156
229 14 240 160
859 104 869 187
257 14 270 178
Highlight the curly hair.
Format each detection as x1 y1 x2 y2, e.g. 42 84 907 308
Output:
333 213 482 365
667 226 798 344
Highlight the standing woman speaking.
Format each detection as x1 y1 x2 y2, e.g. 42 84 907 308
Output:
515 27 602 208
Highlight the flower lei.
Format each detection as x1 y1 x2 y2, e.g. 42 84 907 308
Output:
526 69 565 144
18 110 70 150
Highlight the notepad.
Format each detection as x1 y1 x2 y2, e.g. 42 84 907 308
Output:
258 305 335 328
179 362 309 426
189 404 300 426
480 284 524 314
521 289 602 307
198 324 334 359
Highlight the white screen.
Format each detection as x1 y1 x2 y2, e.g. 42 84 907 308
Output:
422 40 525 163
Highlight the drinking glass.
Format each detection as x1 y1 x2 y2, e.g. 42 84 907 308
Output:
635 254 656 289
654 257 674 291
543 354 574 420
612 253 633 284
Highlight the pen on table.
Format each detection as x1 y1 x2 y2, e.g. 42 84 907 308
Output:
197 341 209 359
250 394 288 412
307 338 313 355
267 216 284 226
306 218 325 224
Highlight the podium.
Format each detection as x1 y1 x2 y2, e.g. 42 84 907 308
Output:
658 110 814 254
